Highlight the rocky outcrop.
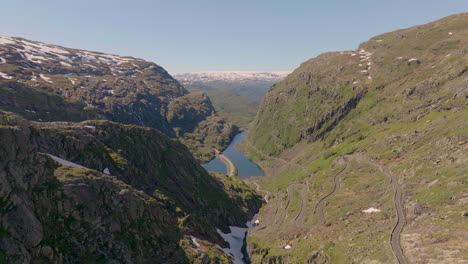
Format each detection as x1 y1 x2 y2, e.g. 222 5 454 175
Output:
0 111 262 263
0 36 235 161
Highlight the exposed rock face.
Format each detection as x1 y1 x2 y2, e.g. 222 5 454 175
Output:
0 36 235 161
0 111 262 263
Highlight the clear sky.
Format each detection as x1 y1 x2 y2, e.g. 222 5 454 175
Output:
1 0 467 74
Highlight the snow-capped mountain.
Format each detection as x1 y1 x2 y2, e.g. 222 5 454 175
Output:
174 71 290 84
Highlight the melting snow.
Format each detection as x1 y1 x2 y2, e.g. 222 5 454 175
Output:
362 207 381 213
103 168 110 175
190 236 200 247
0 36 17 45
60 61 72 67
46 154 89 169
0 57 5 64
39 74 53 83
0 72 13 79
284 245 292 249
84 125 96 129
216 215 257 264
23 53 46 63
408 58 419 62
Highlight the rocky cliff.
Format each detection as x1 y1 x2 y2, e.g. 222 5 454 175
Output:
0 111 261 263
243 13 467 263
0 37 235 161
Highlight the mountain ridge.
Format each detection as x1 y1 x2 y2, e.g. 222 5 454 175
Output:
243 13 467 263
0 36 235 162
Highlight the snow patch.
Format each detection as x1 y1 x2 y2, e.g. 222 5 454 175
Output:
46 154 88 169
103 168 110 175
84 125 96 129
39 74 53 83
60 61 72 67
24 53 46 63
0 57 5 64
190 236 200 247
362 207 381 213
216 215 257 264
284 245 292 249
0 36 17 45
0 72 13 79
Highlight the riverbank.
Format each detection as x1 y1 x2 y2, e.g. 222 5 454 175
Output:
203 132 264 179
215 150 238 176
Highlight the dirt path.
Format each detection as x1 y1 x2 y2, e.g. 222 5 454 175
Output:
253 182 272 203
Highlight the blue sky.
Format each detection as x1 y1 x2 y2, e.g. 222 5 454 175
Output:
1 0 467 73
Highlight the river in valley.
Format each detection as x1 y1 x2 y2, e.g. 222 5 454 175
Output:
203 131 263 263
203 131 264 179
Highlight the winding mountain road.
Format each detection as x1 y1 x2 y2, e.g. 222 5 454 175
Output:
245 139 406 263
352 155 407 264
294 159 348 228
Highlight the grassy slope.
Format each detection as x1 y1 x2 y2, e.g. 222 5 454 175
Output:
243 13 467 263
204 90 259 128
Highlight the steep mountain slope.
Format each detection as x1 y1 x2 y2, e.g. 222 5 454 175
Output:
0 110 261 263
0 37 234 161
175 71 289 127
242 13 467 263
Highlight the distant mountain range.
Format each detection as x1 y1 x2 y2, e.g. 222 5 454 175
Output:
175 71 290 128
175 71 290 84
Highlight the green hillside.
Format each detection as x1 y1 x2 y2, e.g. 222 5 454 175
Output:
203 90 259 128
243 13 468 263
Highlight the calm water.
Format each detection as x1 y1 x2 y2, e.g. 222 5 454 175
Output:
203 131 264 179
